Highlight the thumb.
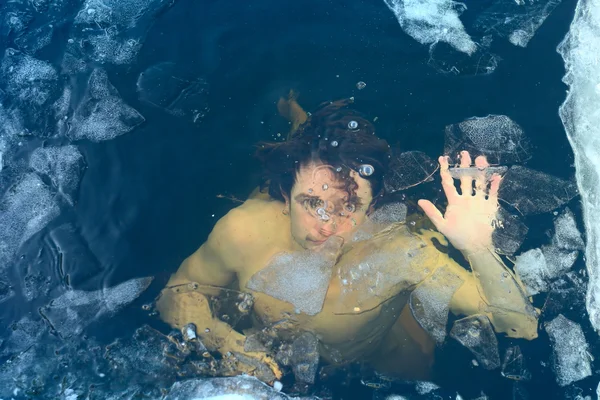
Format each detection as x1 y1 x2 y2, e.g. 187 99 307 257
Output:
418 199 446 232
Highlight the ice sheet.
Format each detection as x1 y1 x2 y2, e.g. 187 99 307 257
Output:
557 0 600 334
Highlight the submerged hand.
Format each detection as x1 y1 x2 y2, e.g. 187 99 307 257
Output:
418 151 501 254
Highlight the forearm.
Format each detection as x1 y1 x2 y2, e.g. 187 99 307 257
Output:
465 248 538 339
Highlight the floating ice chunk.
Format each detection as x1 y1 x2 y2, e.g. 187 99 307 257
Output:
0 173 60 271
247 236 342 315
369 202 408 225
409 265 464 344
69 0 175 65
105 325 178 384
137 62 210 124
39 277 153 338
542 272 587 320
474 0 563 48
353 203 407 242
492 207 529 255
541 245 578 281
338 225 433 309
165 375 308 400
69 69 144 142
384 150 438 193
515 246 578 296
450 314 500 370
545 314 592 386
415 381 440 394
0 49 60 134
290 332 320 384
553 208 585 251
30 145 85 205
557 0 600 334
383 0 477 55
498 166 578 216
515 248 549 296
501 345 531 381
444 115 530 164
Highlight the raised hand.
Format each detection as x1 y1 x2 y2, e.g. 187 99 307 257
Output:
417 151 501 254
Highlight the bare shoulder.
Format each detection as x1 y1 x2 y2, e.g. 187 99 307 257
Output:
211 198 288 264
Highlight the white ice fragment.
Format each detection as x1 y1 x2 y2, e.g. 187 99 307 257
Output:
557 0 600 333
545 314 591 386
415 381 440 394
383 0 476 55
515 249 549 295
165 375 298 399
246 237 342 315
69 69 144 142
553 208 585 251
273 381 283 392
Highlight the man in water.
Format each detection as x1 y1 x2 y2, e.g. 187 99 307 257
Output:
157 96 538 383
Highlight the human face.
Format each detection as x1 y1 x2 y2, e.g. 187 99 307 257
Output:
286 163 374 249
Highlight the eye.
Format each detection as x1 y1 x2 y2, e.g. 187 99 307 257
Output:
344 203 357 213
303 198 324 211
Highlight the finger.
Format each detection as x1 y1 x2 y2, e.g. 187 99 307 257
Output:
439 156 459 202
459 151 473 196
474 155 489 196
488 173 502 202
418 199 446 232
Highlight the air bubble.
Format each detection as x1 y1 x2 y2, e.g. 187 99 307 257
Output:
348 120 358 130
331 140 339 147
358 164 374 177
356 81 366 90
322 184 329 190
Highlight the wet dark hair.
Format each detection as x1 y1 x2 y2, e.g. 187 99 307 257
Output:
255 98 391 203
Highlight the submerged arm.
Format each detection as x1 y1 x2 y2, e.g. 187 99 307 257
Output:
464 247 538 339
418 151 538 339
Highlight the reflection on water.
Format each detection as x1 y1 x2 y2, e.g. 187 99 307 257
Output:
0 0 597 398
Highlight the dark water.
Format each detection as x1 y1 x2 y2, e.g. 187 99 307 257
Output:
1 0 598 398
